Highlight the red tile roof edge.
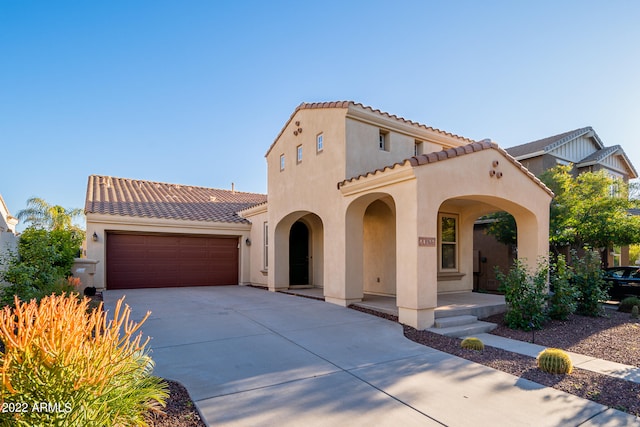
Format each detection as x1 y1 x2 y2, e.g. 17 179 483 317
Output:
338 141 554 197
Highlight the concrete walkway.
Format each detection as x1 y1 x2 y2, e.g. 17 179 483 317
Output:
104 286 640 427
471 333 640 384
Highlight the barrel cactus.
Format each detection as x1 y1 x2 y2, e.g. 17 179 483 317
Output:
461 337 485 351
537 348 573 374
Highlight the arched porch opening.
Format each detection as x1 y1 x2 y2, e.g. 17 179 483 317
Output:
437 195 545 295
273 211 324 289
345 193 397 303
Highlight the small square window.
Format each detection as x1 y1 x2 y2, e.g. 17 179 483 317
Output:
297 145 303 163
379 131 389 151
280 154 285 171
316 133 324 152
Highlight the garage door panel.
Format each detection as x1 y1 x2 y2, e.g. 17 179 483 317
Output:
106 233 238 289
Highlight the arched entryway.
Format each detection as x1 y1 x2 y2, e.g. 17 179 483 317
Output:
272 212 324 290
289 221 310 285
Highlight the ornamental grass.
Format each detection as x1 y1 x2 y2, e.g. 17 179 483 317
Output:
0 294 168 427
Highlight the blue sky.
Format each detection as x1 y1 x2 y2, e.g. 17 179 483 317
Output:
2 1 639 231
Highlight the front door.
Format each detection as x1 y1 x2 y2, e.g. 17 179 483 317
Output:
289 221 309 285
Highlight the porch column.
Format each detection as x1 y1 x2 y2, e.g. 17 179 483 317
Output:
516 210 549 270
323 213 361 306
395 190 438 330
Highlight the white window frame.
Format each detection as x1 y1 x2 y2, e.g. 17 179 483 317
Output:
438 213 458 272
280 154 285 171
414 140 424 156
316 133 324 153
297 145 303 163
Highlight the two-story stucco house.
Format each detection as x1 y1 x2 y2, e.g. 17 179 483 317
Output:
85 101 553 329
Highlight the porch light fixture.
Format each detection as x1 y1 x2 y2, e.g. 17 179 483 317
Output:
92 232 98 242
245 238 251 246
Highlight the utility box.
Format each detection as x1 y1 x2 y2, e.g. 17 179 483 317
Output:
71 258 99 294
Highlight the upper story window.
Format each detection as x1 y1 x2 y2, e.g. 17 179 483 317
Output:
379 130 389 151
439 213 458 271
414 140 424 156
297 145 303 163
280 154 285 171
316 133 324 153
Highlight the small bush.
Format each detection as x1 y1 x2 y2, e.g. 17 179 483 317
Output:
0 228 83 306
537 348 573 374
618 296 640 313
632 305 639 319
572 250 609 316
547 255 578 320
0 294 168 426
496 258 548 330
461 337 484 351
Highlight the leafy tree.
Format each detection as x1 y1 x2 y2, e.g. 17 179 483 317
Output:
540 165 640 264
485 165 640 265
16 197 84 231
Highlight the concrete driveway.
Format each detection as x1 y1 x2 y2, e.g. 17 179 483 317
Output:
104 286 637 427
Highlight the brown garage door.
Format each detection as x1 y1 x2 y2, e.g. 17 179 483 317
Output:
106 233 239 289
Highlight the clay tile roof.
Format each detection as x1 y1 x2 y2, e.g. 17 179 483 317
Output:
506 127 599 158
84 175 267 224
338 140 553 197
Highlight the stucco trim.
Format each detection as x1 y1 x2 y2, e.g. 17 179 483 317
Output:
338 140 554 198
338 165 415 196
86 213 251 233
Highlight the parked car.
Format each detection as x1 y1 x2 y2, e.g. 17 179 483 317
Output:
603 266 640 299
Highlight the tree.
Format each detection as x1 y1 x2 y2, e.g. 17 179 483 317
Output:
485 165 640 266
540 165 640 264
16 197 84 231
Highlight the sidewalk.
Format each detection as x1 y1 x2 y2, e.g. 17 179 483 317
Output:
471 333 640 384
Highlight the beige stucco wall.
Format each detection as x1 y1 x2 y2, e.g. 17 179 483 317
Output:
85 213 251 289
241 204 269 286
263 103 551 330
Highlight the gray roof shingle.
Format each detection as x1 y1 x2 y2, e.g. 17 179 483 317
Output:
85 175 267 224
506 127 597 158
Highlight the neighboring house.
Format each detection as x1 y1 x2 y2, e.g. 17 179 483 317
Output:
474 127 638 291
85 101 553 329
0 194 19 271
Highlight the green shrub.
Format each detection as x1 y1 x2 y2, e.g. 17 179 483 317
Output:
618 296 640 313
537 348 573 374
632 305 639 319
572 250 609 316
460 337 484 351
0 294 168 426
547 255 578 320
496 258 548 330
0 228 83 306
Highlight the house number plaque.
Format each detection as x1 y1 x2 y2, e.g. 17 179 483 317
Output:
418 237 436 247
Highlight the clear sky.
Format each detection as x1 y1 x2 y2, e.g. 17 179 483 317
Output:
2 1 639 231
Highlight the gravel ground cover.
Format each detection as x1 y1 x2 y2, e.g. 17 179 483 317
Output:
350 305 640 418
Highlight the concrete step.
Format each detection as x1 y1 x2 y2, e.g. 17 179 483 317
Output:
434 315 478 328
427 320 498 338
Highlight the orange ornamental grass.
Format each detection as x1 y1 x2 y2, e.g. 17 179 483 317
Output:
0 294 168 427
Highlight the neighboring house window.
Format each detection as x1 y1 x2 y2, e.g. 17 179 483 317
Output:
379 131 389 151
439 213 458 271
317 133 324 153
297 145 303 163
414 140 424 156
263 222 269 269
280 154 285 171
612 246 621 267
